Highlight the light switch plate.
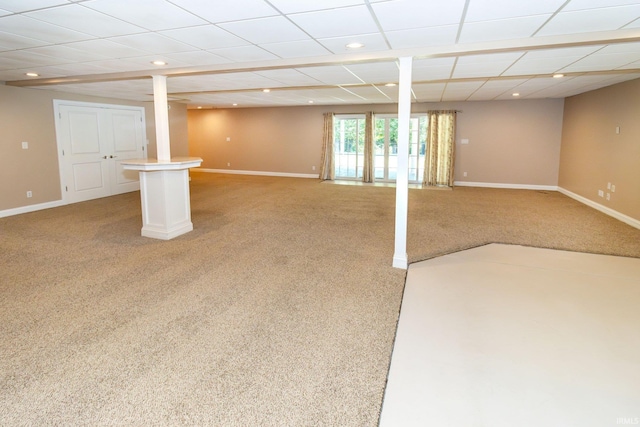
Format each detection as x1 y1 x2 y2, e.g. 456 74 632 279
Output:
22 141 28 149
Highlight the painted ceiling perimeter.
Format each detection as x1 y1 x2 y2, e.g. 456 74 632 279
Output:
1 0 639 108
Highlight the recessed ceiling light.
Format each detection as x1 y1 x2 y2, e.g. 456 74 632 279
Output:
233 103 238 106
308 100 314 104
25 72 39 77
262 89 271 93
553 73 565 78
197 106 202 109
385 83 397 87
512 93 520 97
151 60 167 66
346 42 364 49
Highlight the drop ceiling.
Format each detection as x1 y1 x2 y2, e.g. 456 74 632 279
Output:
1 0 639 108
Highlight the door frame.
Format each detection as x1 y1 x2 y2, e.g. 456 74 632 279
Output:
53 99 148 205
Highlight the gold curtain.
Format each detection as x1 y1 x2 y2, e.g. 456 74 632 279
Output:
363 111 375 183
319 113 335 181
423 110 457 187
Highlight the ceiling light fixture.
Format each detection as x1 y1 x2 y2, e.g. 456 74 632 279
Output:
233 103 238 106
151 60 167 66
512 93 520 97
345 42 364 49
197 106 202 109
553 73 565 78
308 100 314 104
25 72 39 77
262 89 271 93
385 83 397 87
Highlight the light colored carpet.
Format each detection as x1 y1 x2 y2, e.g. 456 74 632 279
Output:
1 173 639 426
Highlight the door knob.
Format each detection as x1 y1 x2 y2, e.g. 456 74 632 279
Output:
110 155 118 158
102 155 108 159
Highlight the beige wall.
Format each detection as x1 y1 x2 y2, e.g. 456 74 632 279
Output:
559 78 640 221
188 98 564 186
0 84 189 212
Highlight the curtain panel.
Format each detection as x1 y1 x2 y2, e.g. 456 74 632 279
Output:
423 110 457 187
319 112 334 181
363 111 375 183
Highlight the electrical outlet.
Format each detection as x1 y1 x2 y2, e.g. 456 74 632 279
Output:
22 141 29 149
606 193 610 201
611 184 616 193
312 165 316 171
26 191 32 198
598 190 604 197
227 162 231 167
607 182 611 190
463 172 467 177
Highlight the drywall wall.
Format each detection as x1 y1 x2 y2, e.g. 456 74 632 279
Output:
188 98 564 186
559 78 640 221
0 84 189 212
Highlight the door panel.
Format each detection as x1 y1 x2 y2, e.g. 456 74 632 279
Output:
108 109 144 194
57 102 146 203
61 106 110 203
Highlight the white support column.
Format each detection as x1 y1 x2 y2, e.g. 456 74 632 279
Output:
152 75 171 162
392 56 413 269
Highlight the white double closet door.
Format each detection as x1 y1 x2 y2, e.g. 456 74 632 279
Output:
54 101 147 204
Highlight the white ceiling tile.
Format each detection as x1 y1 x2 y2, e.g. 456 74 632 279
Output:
453 52 524 78
458 15 552 43
0 8 11 16
0 30 47 50
560 52 640 72
343 62 399 83
372 0 465 31
465 0 566 21
288 5 378 38
296 65 365 85
412 57 456 81
342 85 392 102
163 50 231 66
502 57 584 75
536 4 640 36
617 60 640 70
0 49 65 67
411 82 446 101
159 25 249 50
26 62 116 76
169 0 278 23
254 69 324 86
108 33 196 55
624 17 640 28
219 16 310 44
563 0 640 11
441 80 486 100
25 4 145 37
169 74 236 92
270 0 363 14
65 39 148 59
386 25 458 49
598 41 640 54
260 39 332 58
84 0 207 31
0 14 93 43
25 44 111 62
522 45 604 59
0 0 70 13
207 45 279 62
466 78 529 100
317 33 389 54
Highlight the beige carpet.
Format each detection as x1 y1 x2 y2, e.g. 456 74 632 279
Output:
1 173 639 426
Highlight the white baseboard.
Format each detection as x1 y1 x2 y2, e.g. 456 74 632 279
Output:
0 200 65 218
454 181 559 191
557 187 640 230
193 168 319 179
